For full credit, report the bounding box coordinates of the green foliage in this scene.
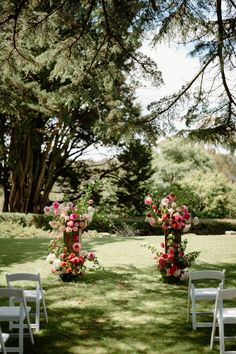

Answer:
[0,1,159,213]
[108,139,154,216]
[152,138,236,219]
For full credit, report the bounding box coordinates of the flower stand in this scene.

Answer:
[144,192,200,284]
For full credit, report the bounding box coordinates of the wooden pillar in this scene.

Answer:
[63,228,83,253]
[164,229,182,253]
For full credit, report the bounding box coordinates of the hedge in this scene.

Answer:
[0,212,235,236]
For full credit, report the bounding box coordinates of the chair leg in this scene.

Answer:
[191,297,197,330]
[187,295,190,322]
[25,310,34,345]
[36,300,40,332]
[42,299,48,323]
[219,318,225,354]
[19,318,24,354]
[210,316,217,349]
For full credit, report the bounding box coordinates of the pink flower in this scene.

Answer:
[160,242,165,248]
[54,208,60,216]
[183,212,191,220]
[149,217,156,226]
[88,252,96,261]
[144,196,153,205]
[43,206,51,215]
[167,193,176,202]
[67,220,74,227]
[72,242,81,252]
[69,213,78,221]
[52,200,60,209]
[181,205,188,213]
[161,197,169,207]
[169,247,175,255]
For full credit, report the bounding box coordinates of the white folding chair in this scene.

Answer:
[5,272,48,332]
[210,288,236,354]
[187,269,225,330]
[0,324,9,354]
[0,288,34,354]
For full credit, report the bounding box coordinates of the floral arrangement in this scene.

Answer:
[44,199,95,234]
[144,192,199,235]
[144,192,200,283]
[44,194,102,282]
[46,237,101,282]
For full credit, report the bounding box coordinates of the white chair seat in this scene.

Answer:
[218,308,236,322]
[0,306,31,320]
[24,289,43,300]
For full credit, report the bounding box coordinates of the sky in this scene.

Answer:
[135,42,200,113]
[82,43,200,160]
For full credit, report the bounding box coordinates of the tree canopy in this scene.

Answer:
[0,0,235,213]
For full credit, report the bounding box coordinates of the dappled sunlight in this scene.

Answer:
[0,234,235,353]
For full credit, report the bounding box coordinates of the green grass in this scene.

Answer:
[0,229,236,354]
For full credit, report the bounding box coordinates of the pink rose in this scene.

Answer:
[144,196,153,205]
[88,252,96,261]
[72,242,81,252]
[69,213,78,221]
[52,200,60,209]
[67,220,74,227]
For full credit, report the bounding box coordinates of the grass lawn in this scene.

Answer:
[0,229,236,354]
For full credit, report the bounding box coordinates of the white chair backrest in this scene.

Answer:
[189,270,225,282]
[217,288,236,301]
[0,287,25,300]
[5,272,41,286]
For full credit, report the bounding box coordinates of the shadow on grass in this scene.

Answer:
[0,236,236,353]
[0,238,49,268]
[19,262,236,354]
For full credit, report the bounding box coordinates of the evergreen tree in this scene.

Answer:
[109,140,154,216]
[0,1,159,212]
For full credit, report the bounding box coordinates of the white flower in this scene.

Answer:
[193,216,199,225]
[52,259,61,270]
[46,253,56,263]
[168,208,174,215]
[183,224,191,233]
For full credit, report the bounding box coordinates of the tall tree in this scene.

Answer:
[145,0,236,147]
[109,139,154,216]
[0,1,159,213]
